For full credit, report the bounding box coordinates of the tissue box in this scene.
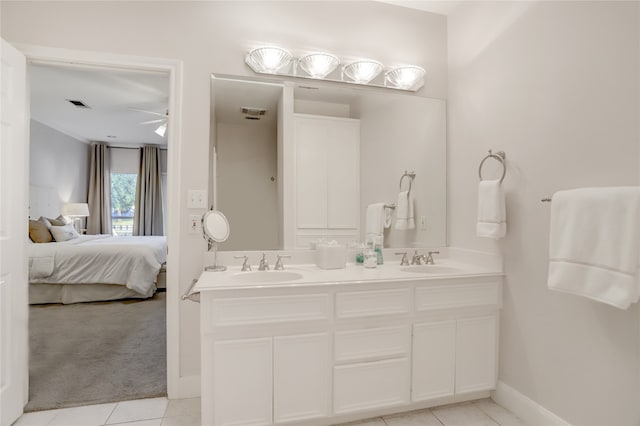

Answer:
[315,242,347,269]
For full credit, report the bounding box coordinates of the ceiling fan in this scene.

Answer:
[129,107,168,137]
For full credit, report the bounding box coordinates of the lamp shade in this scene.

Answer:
[62,203,90,217]
[246,47,292,74]
[343,60,383,84]
[385,66,426,90]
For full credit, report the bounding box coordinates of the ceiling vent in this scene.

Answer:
[66,99,91,109]
[240,107,267,120]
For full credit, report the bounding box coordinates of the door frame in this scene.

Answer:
[15,43,184,398]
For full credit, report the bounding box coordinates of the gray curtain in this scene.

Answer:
[134,145,164,236]
[87,143,112,234]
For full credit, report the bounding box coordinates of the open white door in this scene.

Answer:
[0,38,29,425]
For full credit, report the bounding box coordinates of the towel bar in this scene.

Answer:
[478,150,506,183]
[181,278,200,303]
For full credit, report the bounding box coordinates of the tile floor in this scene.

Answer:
[14,397,525,426]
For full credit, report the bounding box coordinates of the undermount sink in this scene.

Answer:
[227,270,304,284]
[401,265,462,274]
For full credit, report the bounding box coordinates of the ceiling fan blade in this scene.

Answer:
[128,107,168,117]
[140,118,166,125]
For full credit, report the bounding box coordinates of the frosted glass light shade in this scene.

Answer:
[342,60,383,84]
[385,66,426,90]
[62,203,90,217]
[298,53,340,78]
[246,47,293,74]
[155,122,167,137]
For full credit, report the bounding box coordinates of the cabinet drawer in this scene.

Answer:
[336,288,411,319]
[415,283,499,311]
[333,358,410,415]
[211,294,329,326]
[334,325,410,363]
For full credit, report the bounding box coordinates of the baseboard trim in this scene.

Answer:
[492,381,571,426]
[168,375,200,400]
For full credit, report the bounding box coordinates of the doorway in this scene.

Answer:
[18,45,182,414]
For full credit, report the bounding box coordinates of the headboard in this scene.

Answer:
[29,185,60,219]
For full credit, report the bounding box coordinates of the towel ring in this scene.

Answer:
[478,150,506,183]
[399,171,416,194]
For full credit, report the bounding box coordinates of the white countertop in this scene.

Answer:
[194,258,503,292]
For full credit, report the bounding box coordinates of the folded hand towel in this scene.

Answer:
[477,180,506,239]
[395,191,415,230]
[547,187,640,309]
[384,207,392,229]
[366,203,386,238]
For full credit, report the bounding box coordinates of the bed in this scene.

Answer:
[28,234,167,304]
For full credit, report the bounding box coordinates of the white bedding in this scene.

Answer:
[28,235,167,297]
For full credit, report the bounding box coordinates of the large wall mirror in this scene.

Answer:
[210,74,446,251]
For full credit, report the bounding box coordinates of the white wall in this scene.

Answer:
[29,119,89,210]
[448,2,640,425]
[1,1,448,387]
[217,122,278,250]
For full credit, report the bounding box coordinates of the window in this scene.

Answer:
[111,173,137,236]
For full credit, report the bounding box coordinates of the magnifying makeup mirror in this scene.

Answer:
[202,209,230,272]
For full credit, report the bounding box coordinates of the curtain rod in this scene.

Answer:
[107,146,168,151]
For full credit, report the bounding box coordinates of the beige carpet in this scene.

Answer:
[26,292,167,412]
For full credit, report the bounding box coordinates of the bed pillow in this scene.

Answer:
[49,224,80,242]
[39,215,69,229]
[29,219,53,243]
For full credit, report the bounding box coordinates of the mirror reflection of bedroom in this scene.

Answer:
[26,63,169,411]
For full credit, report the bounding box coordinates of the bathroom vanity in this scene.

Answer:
[194,256,502,426]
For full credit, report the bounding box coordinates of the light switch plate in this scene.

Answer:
[187,190,207,209]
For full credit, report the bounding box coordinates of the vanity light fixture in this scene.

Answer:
[246,46,293,74]
[342,60,384,84]
[298,52,340,78]
[385,66,426,90]
[244,45,426,91]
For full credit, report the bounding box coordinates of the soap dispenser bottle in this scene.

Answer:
[374,236,384,265]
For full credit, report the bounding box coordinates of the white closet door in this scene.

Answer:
[274,333,330,423]
[295,117,327,229]
[455,316,497,394]
[412,321,456,401]
[213,338,273,426]
[326,119,359,229]
[0,38,28,426]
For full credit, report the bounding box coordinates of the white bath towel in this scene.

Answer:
[395,191,415,230]
[366,203,386,240]
[547,187,640,309]
[477,180,506,239]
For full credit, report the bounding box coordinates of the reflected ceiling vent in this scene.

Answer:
[66,99,91,109]
[241,106,267,120]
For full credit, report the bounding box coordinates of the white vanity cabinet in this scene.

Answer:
[199,274,502,426]
[293,114,360,247]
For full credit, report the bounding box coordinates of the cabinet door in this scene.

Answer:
[274,333,330,423]
[213,338,273,426]
[295,117,328,229]
[455,316,497,394]
[326,120,359,229]
[412,321,456,401]
[334,358,410,415]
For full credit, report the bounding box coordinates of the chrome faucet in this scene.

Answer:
[425,251,440,265]
[395,252,409,266]
[274,254,291,270]
[411,250,426,265]
[234,255,251,271]
[258,253,270,271]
